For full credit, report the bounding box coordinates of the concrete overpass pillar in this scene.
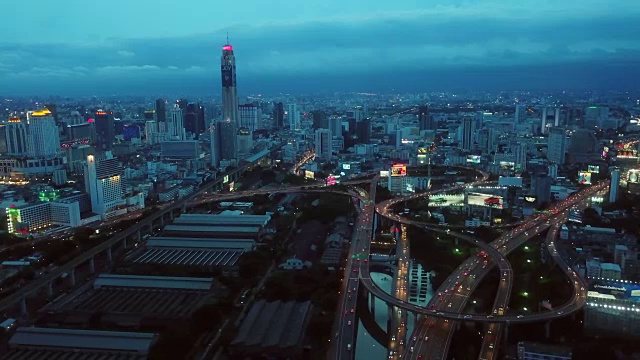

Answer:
[370,291,376,316]
[504,322,509,346]
[387,304,394,336]
[70,267,76,287]
[20,297,27,316]
[136,229,141,242]
[545,321,551,338]
[159,216,164,227]
[47,282,53,298]
[107,246,113,263]
[89,256,95,273]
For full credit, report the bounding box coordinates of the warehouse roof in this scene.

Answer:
[146,237,255,251]
[9,327,157,353]
[174,214,271,227]
[131,248,243,268]
[93,274,213,290]
[163,225,261,233]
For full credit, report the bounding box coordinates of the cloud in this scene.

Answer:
[0,5,639,94]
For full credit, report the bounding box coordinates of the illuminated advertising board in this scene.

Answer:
[467,192,504,209]
[418,147,429,154]
[617,150,638,159]
[628,169,640,184]
[223,175,230,184]
[588,165,600,173]
[417,154,427,164]
[588,280,640,303]
[391,164,407,177]
[578,171,592,185]
[326,176,337,186]
[229,181,236,192]
[500,161,515,170]
[342,163,351,170]
[524,195,537,203]
[466,155,481,164]
[498,177,523,187]
[380,170,390,177]
[305,170,315,179]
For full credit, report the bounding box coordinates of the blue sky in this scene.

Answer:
[1,0,639,95]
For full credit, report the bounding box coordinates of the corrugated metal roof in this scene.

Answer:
[3,348,147,360]
[132,248,243,267]
[163,225,261,233]
[146,237,255,251]
[94,274,213,290]
[175,214,270,226]
[9,327,156,353]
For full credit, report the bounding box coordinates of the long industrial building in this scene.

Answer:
[4,327,157,360]
[39,274,222,329]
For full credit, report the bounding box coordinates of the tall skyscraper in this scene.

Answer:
[461,117,474,151]
[168,105,185,140]
[288,103,300,130]
[329,117,343,138]
[273,102,284,128]
[209,120,221,168]
[314,129,332,161]
[610,168,620,203]
[5,117,29,156]
[355,119,371,144]
[94,110,115,152]
[27,109,60,158]
[84,155,124,219]
[184,103,203,136]
[218,119,237,162]
[541,107,560,133]
[418,105,434,131]
[547,127,567,165]
[154,99,167,123]
[312,110,328,130]
[221,41,238,160]
[584,106,610,129]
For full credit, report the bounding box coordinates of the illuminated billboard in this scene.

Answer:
[380,170,390,177]
[588,280,640,303]
[499,176,523,187]
[342,163,351,170]
[628,169,640,184]
[617,150,638,159]
[500,161,515,170]
[467,192,504,209]
[223,175,230,184]
[417,154,427,165]
[578,171,592,185]
[466,155,481,164]
[391,164,407,177]
[326,174,341,186]
[305,170,315,179]
[524,195,537,203]
[588,165,600,173]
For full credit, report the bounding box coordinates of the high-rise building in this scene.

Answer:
[184,103,204,136]
[209,119,221,168]
[355,119,371,144]
[273,102,284,128]
[145,121,157,145]
[239,103,261,132]
[27,109,60,158]
[221,42,238,160]
[94,110,114,152]
[312,110,328,130]
[568,129,598,163]
[237,127,253,158]
[168,105,185,140]
[84,155,124,219]
[314,129,332,161]
[541,107,560,133]
[329,117,343,138]
[154,99,167,123]
[461,117,474,151]
[5,117,29,156]
[515,104,528,123]
[547,127,567,165]
[418,105,434,131]
[288,103,300,131]
[584,106,609,129]
[610,168,620,203]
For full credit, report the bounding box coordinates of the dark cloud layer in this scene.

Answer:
[0,10,639,95]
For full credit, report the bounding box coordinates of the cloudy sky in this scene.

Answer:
[1,0,639,95]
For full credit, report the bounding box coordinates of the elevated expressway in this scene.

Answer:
[405,182,608,360]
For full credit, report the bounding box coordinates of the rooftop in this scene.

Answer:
[9,327,157,353]
[146,237,255,251]
[518,341,572,357]
[600,263,621,272]
[130,248,243,268]
[174,214,271,227]
[93,274,213,290]
[163,225,261,234]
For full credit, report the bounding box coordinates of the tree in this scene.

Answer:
[260,169,277,184]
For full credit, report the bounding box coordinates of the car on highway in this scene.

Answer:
[347,321,352,326]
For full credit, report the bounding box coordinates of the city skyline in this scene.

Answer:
[1,0,640,95]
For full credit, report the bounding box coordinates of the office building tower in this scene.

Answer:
[209,120,221,168]
[145,121,157,145]
[94,110,114,152]
[184,103,204,136]
[168,105,185,140]
[66,123,95,146]
[568,129,598,163]
[541,107,560,133]
[314,129,332,161]
[512,143,527,171]
[610,168,620,203]
[221,41,238,160]
[288,103,300,131]
[68,111,84,126]
[273,102,284,128]
[347,108,364,122]
[533,174,552,206]
[239,103,261,132]
[355,119,371,144]
[154,99,167,123]
[312,110,328,130]
[160,140,199,160]
[0,124,6,154]
[461,117,474,151]
[27,109,60,158]
[218,119,237,162]
[547,127,567,165]
[329,117,343,138]
[584,106,609,128]
[84,155,124,219]
[418,105,434,131]
[43,103,58,122]
[237,127,253,158]
[515,104,527,123]
[5,117,29,156]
